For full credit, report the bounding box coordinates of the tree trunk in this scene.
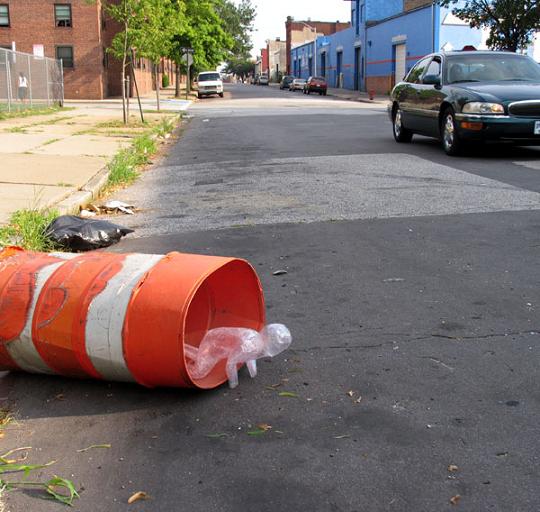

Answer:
[155,61,161,112]
[121,21,128,125]
[175,61,180,98]
[130,50,145,124]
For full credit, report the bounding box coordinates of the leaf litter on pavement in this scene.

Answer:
[76,444,111,453]
[0,409,79,506]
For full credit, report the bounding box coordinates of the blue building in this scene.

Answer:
[289,1,500,94]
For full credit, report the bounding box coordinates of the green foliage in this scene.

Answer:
[45,476,80,506]
[0,105,70,121]
[107,116,177,188]
[0,447,79,506]
[437,0,540,52]
[162,74,170,88]
[215,0,256,59]
[0,208,59,251]
[225,57,255,77]
[169,0,233,73]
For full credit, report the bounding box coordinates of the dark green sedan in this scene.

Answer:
[389,51,540,155]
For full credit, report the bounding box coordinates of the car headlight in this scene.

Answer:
[462,102,505,114]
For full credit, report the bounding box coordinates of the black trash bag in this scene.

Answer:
[45,215,134,252]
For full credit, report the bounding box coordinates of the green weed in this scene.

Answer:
[42,138,60,146]
[0,209,58,251]
[0,106,74,122]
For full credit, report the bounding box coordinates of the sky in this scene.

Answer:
[242,0,352,56]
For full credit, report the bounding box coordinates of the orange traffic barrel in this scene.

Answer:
[0,247,265,389]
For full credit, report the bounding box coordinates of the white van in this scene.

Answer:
[196,71,224,99]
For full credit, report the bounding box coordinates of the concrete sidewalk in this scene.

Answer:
[0,89,189,225]
[326,87,389,107]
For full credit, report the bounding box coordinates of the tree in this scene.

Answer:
[169,0,233,96]
[438,0,540,52]
[216,0,256,62]
[133,0,183,111]
[105,0,147,123]
[224,57,255,79]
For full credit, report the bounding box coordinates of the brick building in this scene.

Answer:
[266,37,287,82]
[0,0,175,100]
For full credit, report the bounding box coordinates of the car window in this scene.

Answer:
[198,73,221,82]
[446,53,540,83]
[424,59,441,79]
[406,58,431,84]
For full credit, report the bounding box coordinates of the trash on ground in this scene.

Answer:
[450,495,461,505]
[185,324,292,389]
[448,464,459,472]
[273,270,288,276]
[383,278,405,283]
[278,391,298,398]
[45,215,134,251]
[103,200,136,215]
[128,491,150,504]
[81,201,137,216]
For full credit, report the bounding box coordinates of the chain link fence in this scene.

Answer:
[0,47,64,114]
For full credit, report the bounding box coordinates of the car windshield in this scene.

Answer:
[198,73,221,82]
[312,77,325,82]
[446,54,540,84]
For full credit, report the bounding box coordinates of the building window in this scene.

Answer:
[0,4,9,27]
[360,3,365,23]
[56,46,74,67]
[55,4,72,27]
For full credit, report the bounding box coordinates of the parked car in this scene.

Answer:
[280,75,295,90]
[304,76,328,95]
[290,78,306,92]
[196,71,224,99]
[389,50,540,155]
[259,74,269,86]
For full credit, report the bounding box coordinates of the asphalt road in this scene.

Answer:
[3,84,540,512]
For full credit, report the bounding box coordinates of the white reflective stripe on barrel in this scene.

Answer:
[6,261,67,374]
[85,254,165,382]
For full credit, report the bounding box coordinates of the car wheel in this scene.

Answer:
[219,92,224,98]
[197,93,202,99]
[319,91,323,96]
[392,106,413,143]
[441,108,463,156]
[323,91,327,96]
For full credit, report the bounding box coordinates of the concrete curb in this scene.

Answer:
[55,165,109,215]
[326,91,388,107]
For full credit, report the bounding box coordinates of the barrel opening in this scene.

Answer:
[184,260,265,389]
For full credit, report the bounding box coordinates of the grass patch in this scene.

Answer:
[42,138,60,146]
[0,106,74,122]
[96,119,148,129]
[5,126,27,133]
[0,209,58,252]
[105,115,178,189]
[106,133,156,187]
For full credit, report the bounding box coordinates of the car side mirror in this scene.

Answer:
[423,74,441,87]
